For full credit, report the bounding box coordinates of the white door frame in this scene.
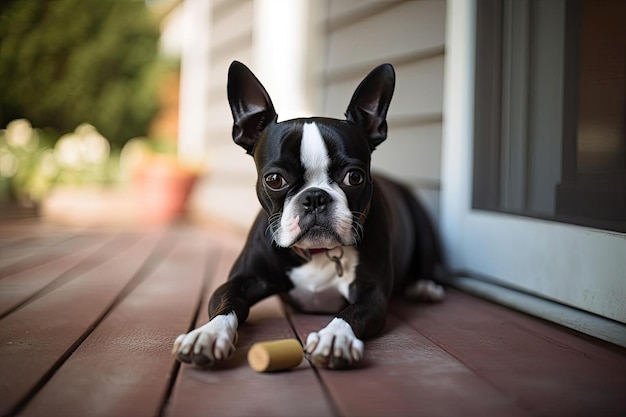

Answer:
[440,0,626,344]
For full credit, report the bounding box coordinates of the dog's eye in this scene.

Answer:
[265,173,287,190]
[342,170,365,186]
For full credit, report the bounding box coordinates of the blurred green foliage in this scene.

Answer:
[1,119,121,206]
[0,0,163,149]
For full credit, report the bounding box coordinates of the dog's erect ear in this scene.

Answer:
[227,61,278,155]
[345,63,395,150]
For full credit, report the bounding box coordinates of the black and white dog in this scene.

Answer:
[172,61,445,369]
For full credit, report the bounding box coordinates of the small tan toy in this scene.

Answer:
[247,339,304,372]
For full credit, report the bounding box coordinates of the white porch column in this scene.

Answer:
[177,0,211,167]
[252,0,323,120]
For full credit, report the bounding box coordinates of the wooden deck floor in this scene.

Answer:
[1,219,625,417]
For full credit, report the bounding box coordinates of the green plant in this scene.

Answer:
[0,119,118,207]
[0,119,56,206]
[0,0,162,148]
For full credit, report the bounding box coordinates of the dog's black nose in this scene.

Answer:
[301,188,330,213]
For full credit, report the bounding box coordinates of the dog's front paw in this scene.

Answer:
[172,313,238,367]
[304,318,364,370]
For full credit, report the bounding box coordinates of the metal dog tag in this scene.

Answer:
[326,248,344,277]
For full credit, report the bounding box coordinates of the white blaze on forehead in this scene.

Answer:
[274,121,354,248]
[301,122,330,184]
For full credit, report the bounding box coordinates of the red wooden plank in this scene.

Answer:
[0,225,67,241]
[0,220,85,238]
[288,311,528,417]
[167,299,335,417]
[0,235,115,316]
[165,237,334,417]
[451,290,626,371]
[0,234,107,278]
[391,290,626,416]
[19,231,216,417]
[0,234,74,270]
[0,235,29,248]
[0,231,162,416]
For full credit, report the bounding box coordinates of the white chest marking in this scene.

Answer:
[287,246,359,313]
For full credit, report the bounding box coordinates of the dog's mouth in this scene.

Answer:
[292,223,345,249]
[270,211,351,249]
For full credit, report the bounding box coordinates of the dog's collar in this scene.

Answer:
[291,246,345,276]
[291,246,333,261]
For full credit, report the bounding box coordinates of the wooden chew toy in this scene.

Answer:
[247,339,304,372]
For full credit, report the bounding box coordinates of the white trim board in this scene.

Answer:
[440,0,626,330]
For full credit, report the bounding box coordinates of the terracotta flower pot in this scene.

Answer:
[132,156,198,224]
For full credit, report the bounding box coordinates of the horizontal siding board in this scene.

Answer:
[206,102,233,135]
[371,124,443,183]
[208,0,253,113]
[326,1,446,74]
[390,113,443,129]
[211,30,252,63]
[208,52,253,109]
[328,0,404,23]
[323,0,446,224]
[201,0,253,229]
[210,0,252,51]
[205,143,257,178]
[392,55,445,117]
[323,54,445,119]
[324,46,445,85]
[189,181,260,229]
[200,0,446,228]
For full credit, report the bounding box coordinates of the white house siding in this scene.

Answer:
[189,0,447,229]
[322,0,447,220]
[187,0,259,230]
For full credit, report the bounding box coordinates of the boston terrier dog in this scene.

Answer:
[172,61,445,369]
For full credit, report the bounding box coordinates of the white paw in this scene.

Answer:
[405,280,445,302]
[304,317,364,369]
[172,313,238,367]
